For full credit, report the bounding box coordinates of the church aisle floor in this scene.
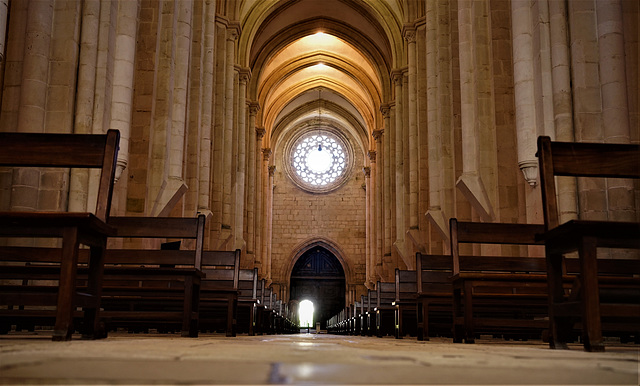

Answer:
[0,332,638,385]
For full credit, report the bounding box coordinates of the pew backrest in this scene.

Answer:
[0,130,119,222]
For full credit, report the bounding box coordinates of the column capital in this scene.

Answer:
[268,165,276,176]
[391,69,404,85]
[380,103,391,117]
[372,129,384,142]
[362,166,371,177]
[402,24,416,43]
[262,147,272,161]
[256,127,266,139]
[368,150,377,163]
[249,102,261,115]
[237,67,252,84]
[227,21,241,40]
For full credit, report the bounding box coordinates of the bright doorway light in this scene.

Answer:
[299,299,314,328]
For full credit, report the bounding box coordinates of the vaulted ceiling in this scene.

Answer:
[237,0,406,158]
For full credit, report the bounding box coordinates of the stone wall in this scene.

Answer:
[270,143,367,299]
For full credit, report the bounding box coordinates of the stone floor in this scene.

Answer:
[0,331,638,385]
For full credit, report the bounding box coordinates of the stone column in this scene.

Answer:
[198,0,217,214]
[222,23,239,233]
[425,0,448,241]
[255,128,266,269]
[404,25,418,229]
[391,70,405,264]
[568,1,606,221]
[596,0,634,222]
[511,0,538,187]
[235,67,250,251]
[211,15,228,243]
[111,0,140,185]
[549,0,577,224]
[69,0,101,212]
[372,129,384,283]
[267,165,276,283]
[455,0,495,222]
[362,165,372,287]
[11,0,53,213]
[380,105,392,263]
[247,103,260,258]
[260,148,272,276]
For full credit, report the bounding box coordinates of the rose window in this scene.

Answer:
[288,131,351,193]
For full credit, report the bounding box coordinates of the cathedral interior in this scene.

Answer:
[0,0,638,383]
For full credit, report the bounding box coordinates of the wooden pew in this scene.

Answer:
[359,294,368,336]
[235,268,259,335]
[394,269,417,339]
[537,136,640,352]
[96,215,206,338]
[365,288,377,336]
[198,249,241,337]
[450,218,551,344]
[415,254,453,341]
[0,130,119,341]
[374,281,395,337]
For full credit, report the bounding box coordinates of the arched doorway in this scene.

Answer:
[289,246,345,330]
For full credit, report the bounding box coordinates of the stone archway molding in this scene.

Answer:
[285,237,352,288]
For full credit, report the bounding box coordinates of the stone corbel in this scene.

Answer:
[425,208,450,244]
[519,159,538,186]
[151,178,188,217]
[406,228,427,255]
[456,172,495,222]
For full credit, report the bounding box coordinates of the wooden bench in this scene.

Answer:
[450,218,551,343]
[0,130,119,341]
[374,281,395,337]
[365,289,377,336]
[537,136,640,351]
[235,268,259,335]
[415,254,453,341]
[394,269,417,339]
[95,215,206,338]
[198,249,241,337]
[358,295,368,336]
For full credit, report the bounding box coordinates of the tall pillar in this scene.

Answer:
[372,129,384,283]
[363,166,371,287]
[148,0,190,217]
[549,0,577,224]
[69,0,101,212]
[380,105,392,263]
[235,67,250,250]
[260,148,272,276]
[391,70,406,266]
[247,103,260,258]
[255,128,266,269]
[211,15,228,244]
[568,1,607,221]
[425,0,448,242]
[511,0,538,187]
[596,0,635,222]
[455,0,496,222]
[403,25,418,229]
[111,0,140,183]
[222,23,239,234]
[198,0,217,214]
[11,0,53,213]
[266,165,276,284]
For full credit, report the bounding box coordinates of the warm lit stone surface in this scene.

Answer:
[1,332,638,385]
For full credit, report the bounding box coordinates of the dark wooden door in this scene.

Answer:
[290,247,345,329]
